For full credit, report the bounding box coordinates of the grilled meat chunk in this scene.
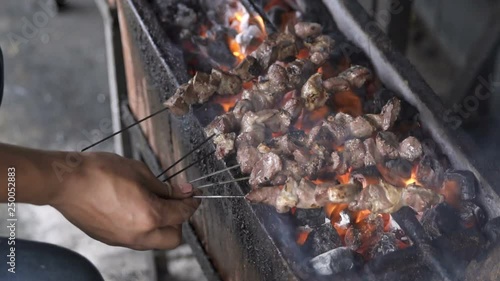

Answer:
[365,97,401,131]
[164,93,189,116]
[246,185,282,208]
[241,110,291,134]
[323,113,353,145]
[237,124,267,147]
[249,152,283,188]
[242,89,276,111]
[344,139,366,169]
[307,35,335,65]
[211,69,242,95]
[375,131,399,159]
[251,38,278,70]
[338,65,372,88]
[316,181,363,205]
[232,99,254,121]
[192,72,218,103]
[363,138,378,166]
[402,184,444,212]
[349,116,375,139]
[256,63,289,97]
[294,22,323,40]
[399,136,423,162]
[259,132,306,155]
[302,73,329,111]
[176,82,197,105]
[275,32,299,61]
[323,77,350,93]
[237,144,261,174]
[287,59,316,88]
[204,112,239,136]
[416,155,445,190]
[231,56,262,82]
[213,132,236,159]
[283,97,304,121]
[330,151,349,174]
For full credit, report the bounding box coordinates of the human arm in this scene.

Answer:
[0,143,200,250]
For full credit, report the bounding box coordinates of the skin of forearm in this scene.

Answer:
[0,143,76,205]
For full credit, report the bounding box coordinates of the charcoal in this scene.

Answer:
[421,202,461,240]
[459,201,487,229]
[444,170,478,201]
[283,98,304,121]
[303,223,342,257]
[294,208,326,228]
[232,99,254,121]
[483,216,500,243]
[433,227,485,262]
[384,158,412,181]
[192,102,224,126]
[416,155,445,190]
[363,138,378,166]
[309,247,363,276]
[371,233,398,259]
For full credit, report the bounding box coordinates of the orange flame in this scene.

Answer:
[404,165,420,186]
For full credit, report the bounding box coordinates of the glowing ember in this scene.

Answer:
[332,91,363,117]
[296,229,311,245]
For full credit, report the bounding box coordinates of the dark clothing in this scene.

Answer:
[0,237,104,281]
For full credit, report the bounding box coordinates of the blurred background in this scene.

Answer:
[0,0,499,280]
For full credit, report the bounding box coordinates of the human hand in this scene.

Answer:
[48,152,200,250]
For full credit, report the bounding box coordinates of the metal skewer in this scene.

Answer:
[82,107,169,152]
[156,134,216,178]
[162,151,216,182]
[189,164,241,183]
[193,195,246,199]
[196,177,250,189]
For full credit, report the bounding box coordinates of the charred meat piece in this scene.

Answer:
[307,35,335,65]
[242,89,276,111]
[365,97,401,131]
[237,144,261,174]
[349,116,375,139]
[294,22,323,40]
[231,56,262,82]
[315,181,363,205]
[301,73,329,111]
[349,181,402,214]
[283,97,304,121]
[287,59,316,89]
[251,38,278,70]
[246,186,282,208]
[331,151,349,174]
[338,65,372,88]
[323,77,350,94]
[213,133,236,159]
[259,132,306,155]
[204,112,239,136]
[281,159,307,181]
[399,136,423,162]
[164,93,189,116]
[344,139,365,169]
[237,124,267,147]
[256,63,289,97]
[307,123,333,148]
[416,155,445,189]
[232,99,254,121]
[241,109,291,134]
[249,152,283,188]
[275,32,299,61]
[192,72,218,103]
[375,131,399,159]
[323,113,353,145]
[175,82,197,105]
[211,69,242,95]
[363,138,378,166]
[402,183,444,212]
